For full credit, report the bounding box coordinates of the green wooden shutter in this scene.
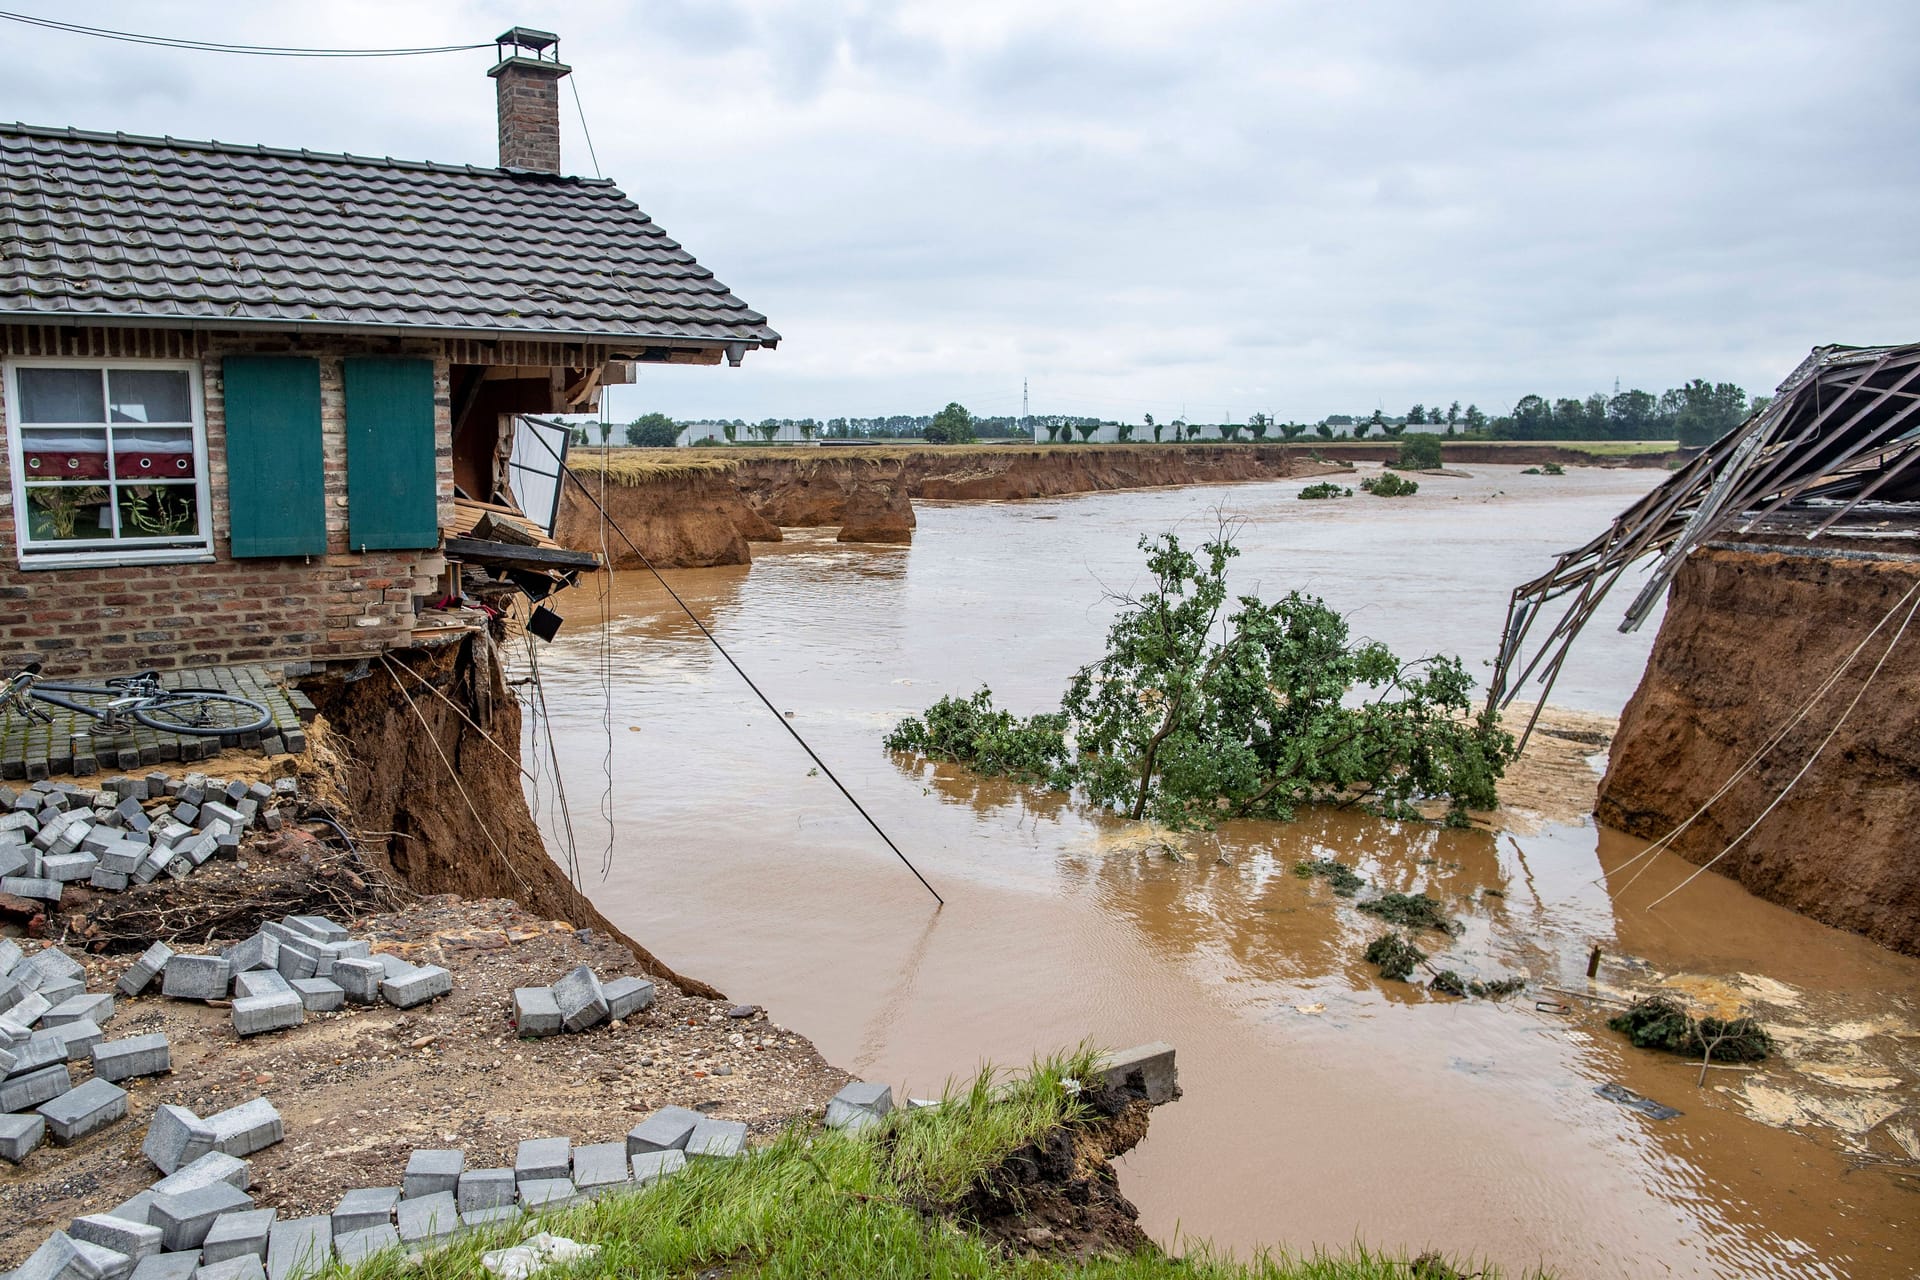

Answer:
[222,356,327,558]
[343,357,439,551]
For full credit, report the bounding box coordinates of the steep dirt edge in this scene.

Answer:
[302,634,724,997]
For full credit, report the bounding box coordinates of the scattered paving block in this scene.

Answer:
[0,1012,30,1042]
[458,1204,520,1231]
[13,1231,133,1280]
[232,971,291,1001]
[200,801,245,830]
[328,958,383,1005]
[221,936,278,976]
[196,1257,266,1280]
[517,1178,579,1210]
[402,1148,464,1199]
[199,1208,276,1264]
[161,956,231,1002]
[571,1141,628,1196]
[602,976,655,1020]
[514,1136,571,1183]
[151,1182,254,1251]
[105,1191,158,1227]
[0,845,29,878]
[38,974,87,1008]
[379,965,450,1009]
[42,851,99,882]
[626,1106,701,1155]
[11,1030,71,1074]
[1094,1042,1179,1104]
[45,992,115,1028]
[331,1224,398,1265]
[511,987,561,1038]
[629,1148,686,1187]
[288,978,342,1013]
[42,1019,107,1062]
[270,943,318,983]
[551,965,609,1032]
[90,868,130,891]
[68,1215,163,1265]
[686,1117,748,1161]
[144,1105,218,1174]
[93,1033,171,1082]
[373,952,412,980]
[394,1192,457,1244]
[0,1062,74,1112]
[231,994,303,1038]
[455,1167,515,1213]
[154,1151,252,1198]
[129,1254,199,1280]
[206,1098,283,1157]
[3,875,65,901]
[330,1187,399,1234]
[824,1081,894,1132]
[282,916,347,945]
[0,1110,46,1161]
[264,1217,332,1280]
[11,990,54,1026]
[38,1076,130,1143]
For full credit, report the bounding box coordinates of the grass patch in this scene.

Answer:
[568,452,739,484]
[321,1049,1533,1280]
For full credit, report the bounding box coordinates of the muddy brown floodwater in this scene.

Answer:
[520,465,1920,1279]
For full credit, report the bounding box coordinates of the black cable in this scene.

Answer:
[523,418,944,906]
[0,11,489,57]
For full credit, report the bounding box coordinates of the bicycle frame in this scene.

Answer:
[1,667,161,732]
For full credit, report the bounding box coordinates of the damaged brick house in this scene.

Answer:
[0,28,777,678]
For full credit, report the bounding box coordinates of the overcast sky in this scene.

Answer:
[9,1,1917,424]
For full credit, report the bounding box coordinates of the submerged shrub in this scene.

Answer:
[1364,932,1425,981]
[883,687,1068,785]
[1360,471,1420,497]
[1296,482,1352,500]
[1608,996,1772,1062]
[1429,969,1469,998]
[1355,892,1461,935]
[1293,857,1365,897]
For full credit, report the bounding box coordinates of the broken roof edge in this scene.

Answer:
[0,308,778,354]
[0,121,617,186]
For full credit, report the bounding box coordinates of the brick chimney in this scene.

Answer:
[488,27,570,174]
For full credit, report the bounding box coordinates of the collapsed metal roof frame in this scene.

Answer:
[1487,340,1920,746]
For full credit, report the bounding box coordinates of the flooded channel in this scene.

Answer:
[523,465,1919,1278]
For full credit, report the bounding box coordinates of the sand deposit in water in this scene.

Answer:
[526,465,1920,1279]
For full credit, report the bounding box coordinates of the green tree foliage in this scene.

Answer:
[1044,423,1066,443]
[753,419,782,443]
[924,402,977,444]
[1446,401,1461,427]
[1361,471,1420,497]
[1315,424,1335,440]
[1116,423,1136,443]
[1247,412,1271,441]
[1297,482,1352,500]
[1463,404,1487,433]
[887,531,1515,828]
[1074,422,1099,442]
[1351,420,1370,439]
[722,423,738,444]
[625,412,680,447]
[1219,422,1245,442]
[1281,422,1307,440]
[1407,404,1427,425]
[1674,379,1749,446]
[1396,433,1443,470]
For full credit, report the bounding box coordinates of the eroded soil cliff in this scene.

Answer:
[1598,542,1920,954]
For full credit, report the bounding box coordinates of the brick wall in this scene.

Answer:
[0,326,456,676]
[492,60,567,174]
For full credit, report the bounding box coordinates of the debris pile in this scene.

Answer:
[1607,996,1773,1063]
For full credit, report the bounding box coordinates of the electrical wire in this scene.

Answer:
[569,75,602,179]
[0,10,489,57]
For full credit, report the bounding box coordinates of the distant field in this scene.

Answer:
[1465,439,1683,456]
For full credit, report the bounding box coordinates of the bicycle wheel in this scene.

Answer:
[133,689,274,737]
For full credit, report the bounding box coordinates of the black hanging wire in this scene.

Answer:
[0,11,490,57]
[523,418,943,906]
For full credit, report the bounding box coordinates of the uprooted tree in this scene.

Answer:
[886,529,1516,827]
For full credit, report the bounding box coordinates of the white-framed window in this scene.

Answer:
[4,358,214,569]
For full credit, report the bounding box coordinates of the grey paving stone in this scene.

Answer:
[143,1105,217,1175]
[93,1033,171,1082]
[457,1204,521,1231]
[511,987,561,1038]
[105,1190,158,1227]
[330,1225,398,1265]
[455,1167,515,1213]
[36,974,86,1008]
[220,936,277,976]
[161,956,231,1002]
[824,1081,894,1131]
[379,964,450,1009]
[393,1191,458,1244]
[1094,1041,1179,1104]
[625,1105,702,1155]
[0,1011,30,1042]
[402,1148,464,1199]
[199,801,244,830]
[129,1253,200,1280]
[686,1117,748,1161]
[0,936,21,976]
[68,1215,163,1265]
[0,844,29,879]
[551,965,608,1033]
[281,916,347,945]
[10,989,53,1027]
[321,939,369,962]
[3,875,65,900]
[263,1218,331,1280]
[0,1110,46,1161]
[571,1141,628,1195]
[44,993,115,1028]
[90,868,131,891]
[38,1076,129,1143]
[0,1062,74,1113]
[118,943,174,998]
[603,976,655,1020]
[514,1136,570,1183]
[328,958,383,1005]
[198,1208,276,1265]
[269,942,317,982]
[153,1151,252,1198]
[372,952,411,980]
[151,1182,254,1251]
[194,1256,265,1280]
[41,1019,106,1062]
[12,1231,132,1280]
[206,1098,283,1157]
[288,979,342,1013]
[231,972,290,1001]
[629,1148,686,1187]
[10,1029,70,1074]
[330,1186,398,1234]
[231,994,302,1038]
[42,851,99,882]
[516,1177,579,1210]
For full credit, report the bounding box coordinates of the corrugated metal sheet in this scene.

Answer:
[0,124,779,350]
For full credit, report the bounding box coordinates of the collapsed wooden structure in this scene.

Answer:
[1488,341,1920,742]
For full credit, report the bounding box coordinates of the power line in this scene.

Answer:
[0,10,489,57]
[568,75,602,179]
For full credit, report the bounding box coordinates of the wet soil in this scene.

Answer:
[0,895,846,1268]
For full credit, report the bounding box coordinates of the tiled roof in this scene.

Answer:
[0,123,778,350]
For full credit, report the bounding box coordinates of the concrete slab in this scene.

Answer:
[143,1105,217,1175]
[571,1141,628,1195]
[455,1167,515,1213]
[281,917,347,945]
[551,965,608,1032]
[378,964,450,1009]
[230,994,302,1038]
[93,1033,171,1082]
[511,987,561,1038]
[686,1117,748,1161]
[602,976,655,1020]
[38,1076,129,1143]
[198,1208,276,1265]
[160,957,231,1002]
[0,1062,74,1113]
[13,1231,133,1280]
[230,972,290,1001]
[329,1186,398,1235]
[287,979,342,1013]
[220,936,278,976]
[402,1148,464,1199]
[0,1110,46,1162]
[328,958,382,1005]
[625,1106,702,1155]
[1094,1042,1179,1104]
[206,1098,283,1157]
[44,993,115,1028]
[151,1182,253,1251]
[263,1218,331,1280]
[394,1191,459,1244]
[68,1216,163,1265]
[514,1136,570,1183]
[629,1148,687,1187]
[153,1152,253,1198]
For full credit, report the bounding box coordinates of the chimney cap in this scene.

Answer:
[495,26,561,58]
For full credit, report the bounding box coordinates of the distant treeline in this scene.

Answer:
[590,378,1760,449]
